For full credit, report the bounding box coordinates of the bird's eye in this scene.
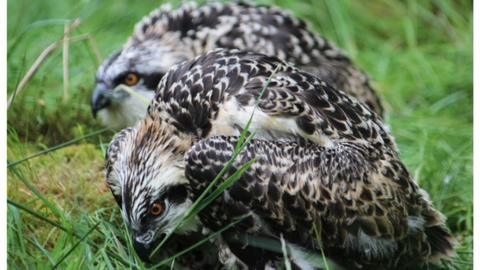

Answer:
[150,202,165,216]
[124,73,140,86]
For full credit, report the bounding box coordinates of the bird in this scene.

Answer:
[92,2,383,129]
[105,49,455,269]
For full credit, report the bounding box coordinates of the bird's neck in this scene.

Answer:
[139,116,195,155]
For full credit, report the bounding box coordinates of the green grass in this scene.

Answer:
[7,0,472,269]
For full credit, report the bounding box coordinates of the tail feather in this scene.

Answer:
[425,225,457,262]
[414,191,456,264]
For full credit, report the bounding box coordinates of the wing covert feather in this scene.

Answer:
[185,136,423,251]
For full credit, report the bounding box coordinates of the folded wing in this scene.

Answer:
[184,136,455,268]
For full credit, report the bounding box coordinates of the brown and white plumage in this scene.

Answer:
[93,2,382,129]
[106,49,454,269]
[186,136,454,269]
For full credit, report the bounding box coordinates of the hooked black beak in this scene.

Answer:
[133,238,154,263]
[91,84,111,118]
[132,232,165,263]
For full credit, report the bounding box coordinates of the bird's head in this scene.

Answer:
[92,39,188,129]
[105,117,198,262]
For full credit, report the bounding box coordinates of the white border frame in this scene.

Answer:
[472,1,478,269]
[1,0,8,269]
[0,1,477,269]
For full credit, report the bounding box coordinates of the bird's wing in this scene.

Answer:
[129,2,382,114]
[209,1,382,115]
[150,49,389,150]
[129,2,344,62]
[184,135,450,265]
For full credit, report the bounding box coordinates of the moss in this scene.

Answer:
[8,143,111,213]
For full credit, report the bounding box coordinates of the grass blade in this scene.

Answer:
[149,214,250,268]
[280,234,292,270]
[313,224,331,270]
[9,167,66,219]
[51,222,100,270]
[234,66,279,152]
[232,234,341,270]
[115,85,151,106]
[198,158,257,211]
[149,133,254,259]
[150,66,279,259]
[7,128,109,168]
[7,199,72,235]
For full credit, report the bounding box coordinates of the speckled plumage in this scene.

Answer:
[106,49,454,269]
[93,2,382,129]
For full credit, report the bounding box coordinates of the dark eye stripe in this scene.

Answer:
[165,185,188,204]
[142,72,165,90]
[137,185,188,226]
[113,72,133,86]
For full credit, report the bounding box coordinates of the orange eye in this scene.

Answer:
[150,202,165,216]
[124,73,139,86]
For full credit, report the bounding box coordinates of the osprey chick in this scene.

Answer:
[106,49,454,269]
[93,2,382,129]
